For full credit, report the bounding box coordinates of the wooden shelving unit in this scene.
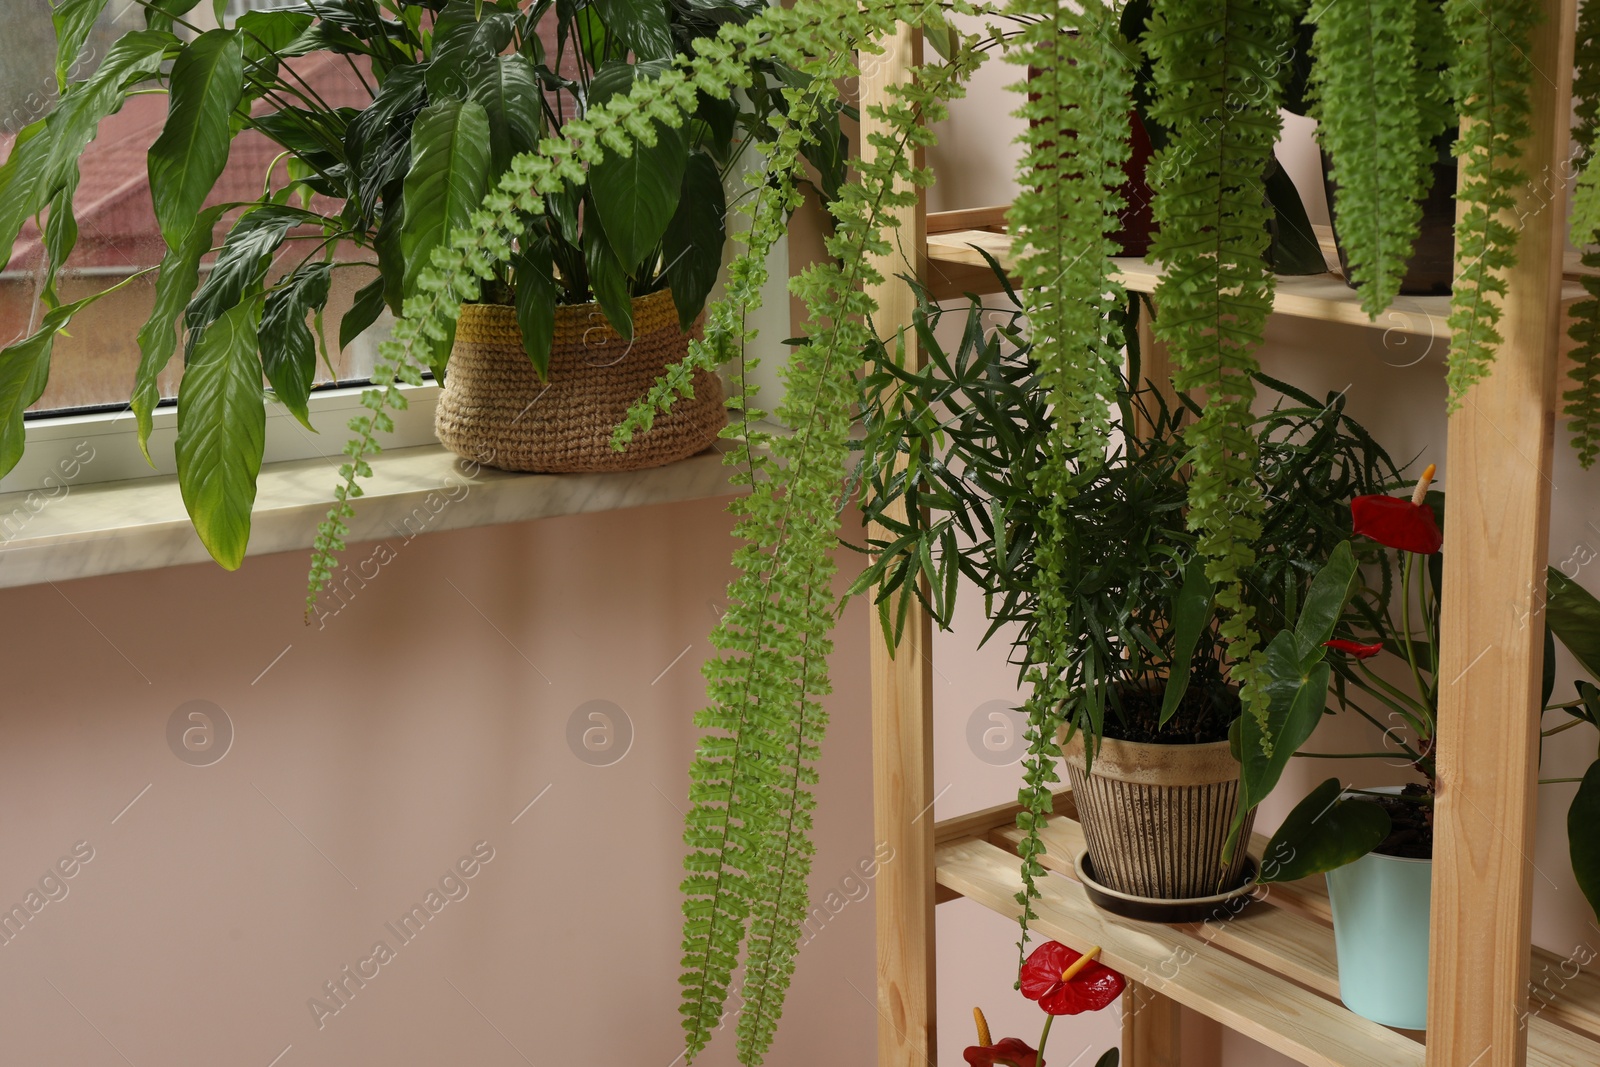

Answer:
[863,2,1592,1066]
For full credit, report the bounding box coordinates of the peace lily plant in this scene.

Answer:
[0,0,823,577]
[1,0,1588,1062]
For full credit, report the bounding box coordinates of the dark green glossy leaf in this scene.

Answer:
[583,210,633,340]
[399,99,493,300]
[186,205,303,337]
[0,299,96,479]
[1095,1051,1120,1067]
[1264,161,1324,276]
[1228,544,1358,860]
[1259,779,1390,884]
[1158,553,1214,725]
[573,4,608,67]
[1294,540,1358,663]
[260,262,333,429]
[41,170,80,307]
[593,0,673,60]
[341,275,389,352]
[176,299,267,570]
[660,153,725,330]
[0,122,54,263]
[547,182,582,246]
[148,29,245,250]
[427,0,516,94]
[1572,760,1600,920]
[399,99,492,370]
[464,53,544,174]
[513,234,559,378]
[237,9,315,57]
[0,31,175,263]
[51,0,111,92]
[134,203,228,463]
[1548,568,1600,682]
[587,62,687,271]
[143,0,203,33]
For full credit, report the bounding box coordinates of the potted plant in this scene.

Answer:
[1253,472,1600,1030]
[0,0,827,568]
[852,282,1399,915]
[262,0,1559,1058]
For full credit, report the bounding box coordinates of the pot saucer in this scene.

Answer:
[1074,851,1261,925]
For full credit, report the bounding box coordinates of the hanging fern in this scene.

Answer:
[305,2,985,1063]
[1441,0,1540,406]
[1002,0,1134,966]
[1143,0,1297,745]
[1307,0,1452,316]
[1567,1,1600,467]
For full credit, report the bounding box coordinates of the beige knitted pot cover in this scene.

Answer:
[434,289,725,473]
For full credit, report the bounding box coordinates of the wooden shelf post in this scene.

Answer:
[863,22,936,1067]
[1427,1,1578,1064]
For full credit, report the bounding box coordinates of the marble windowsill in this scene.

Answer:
[0,443,741,590]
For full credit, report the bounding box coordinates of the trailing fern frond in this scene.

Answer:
[1144,0,1297,746]
[1003,0,1134,965]
[1308,0,1451,316]
[1441,0,1539,407]
[1567,0,1600,467]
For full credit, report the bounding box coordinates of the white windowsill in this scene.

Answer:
[0,442,740,590]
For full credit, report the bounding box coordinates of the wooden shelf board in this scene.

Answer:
[937,814,1600,1065]
[990,816,1600,1048]
[925,229,1587,337]
[938,836,1425,1067]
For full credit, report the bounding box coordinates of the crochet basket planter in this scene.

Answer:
[434,289,725,473]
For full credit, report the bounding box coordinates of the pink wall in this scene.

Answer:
[0,497,881,1066]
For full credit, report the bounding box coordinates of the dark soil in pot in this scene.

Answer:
[1102,681,1239,745]
[1373,783,1434,859]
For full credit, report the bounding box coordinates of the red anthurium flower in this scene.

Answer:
[1019,941,1126,1015]
[963,1037,1040,1067]
[1351,463,1442,555]
[1324,639,1384,659]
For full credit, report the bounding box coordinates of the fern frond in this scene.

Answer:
[1144,0,1295,745]
[1566,0,1600,467]
[1308,0,1450,316]
[1441,0,1539,407]
[1002,0,1134,967]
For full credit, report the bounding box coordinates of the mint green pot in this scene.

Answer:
[1326,847,1433,1030]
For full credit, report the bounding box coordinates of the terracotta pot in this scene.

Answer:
[1321,132,1458,297]
[434,288,724,474]
[1060,730,1253,901]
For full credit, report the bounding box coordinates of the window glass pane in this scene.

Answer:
[1,1,390,420]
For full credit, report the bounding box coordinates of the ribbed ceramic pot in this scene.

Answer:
[1060,731,1254,901]
[1326,787,1432,1031]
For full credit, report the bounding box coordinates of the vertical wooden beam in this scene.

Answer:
[1426,2,1577,1064]
[1122,982,1182,1067]
[864,23,935,1067]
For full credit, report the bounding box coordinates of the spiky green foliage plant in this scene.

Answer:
[1567,1,1600,467]
[1141,0,1298,744]
[1001,0,1135,962]
[1306,0,1453,317]
[1441,0,1540,405]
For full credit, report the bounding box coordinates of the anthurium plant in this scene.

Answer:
[965,941,1124,1067]
[1256,470,1600,919]
[0,0,834,568]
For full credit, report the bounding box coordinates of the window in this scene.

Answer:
[0,3,435,495]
